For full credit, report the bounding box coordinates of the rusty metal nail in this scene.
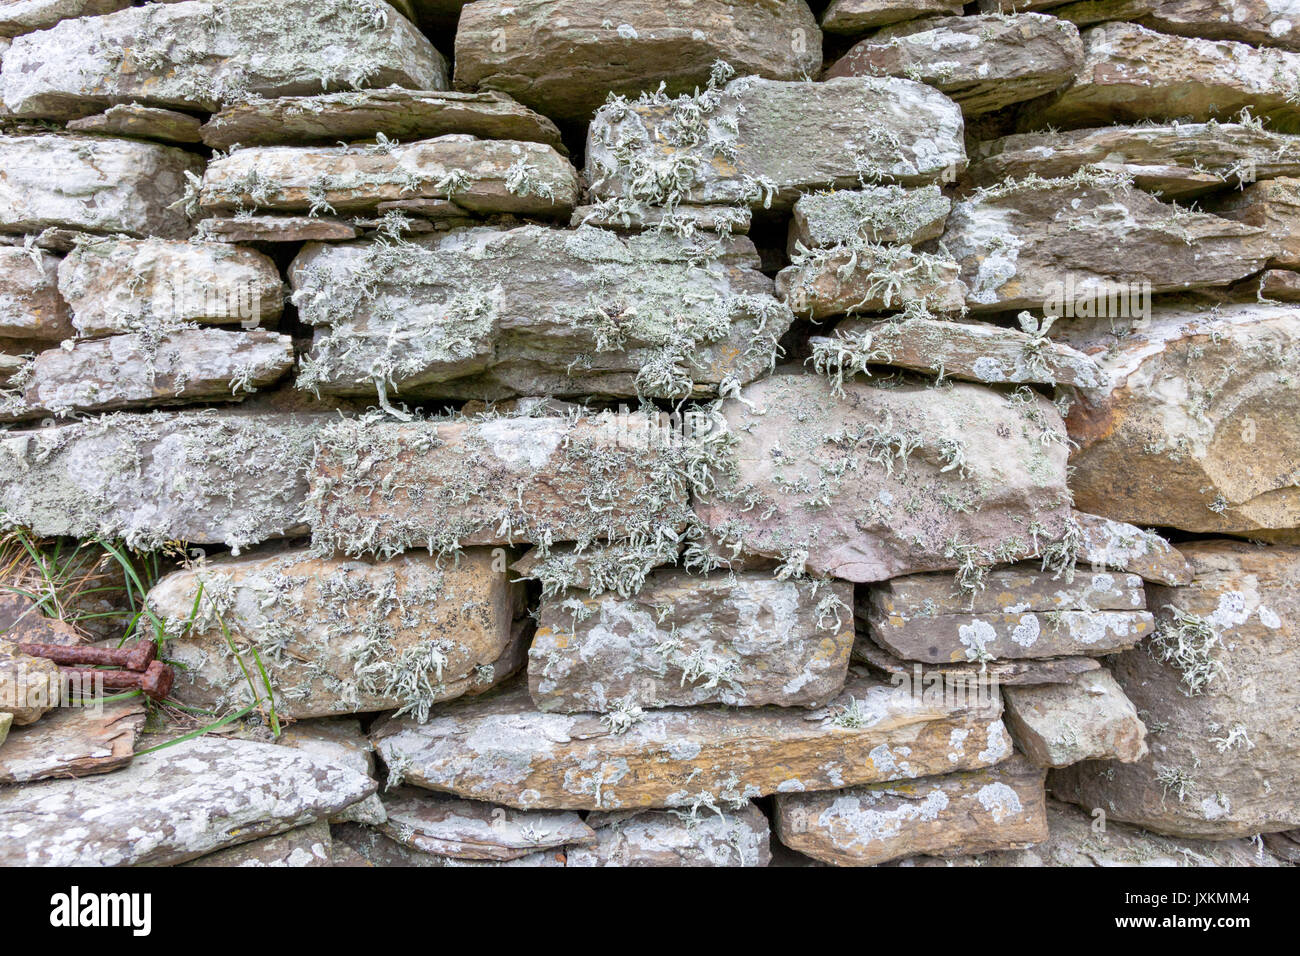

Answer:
[60,660,175,702]
[18,639,156,672]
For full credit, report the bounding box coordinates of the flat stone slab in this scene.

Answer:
[826,14,1083,116]
[1060,301,1300,534]
[0,245,72,342]
[943,174,1277,311]
[572,203,752,236]
[852,636,1102,685]
[586,76,967,211]
[777,245,966,320]
[290,226,791,402]
[0,0,447,120]
[379,788,595,861]
[530,572,855,712]
[820,0,965,32]
[0,133,201,239]
[201,88,563,152]
[196,216,361,243]
[571,804,771,867]
[371,671,1012,811]
[0,736,376,865]
[10,328,294,420]
[66,104,203,144]
[774,754,1048,866]
[149,547,524,721]
[871,563,1147,617]
[1209,176,1300,268]
[1025,22,1300,131]
[201,137,579,218]
[1256,268,1300,301]
[1045,0,1300,52]
[0,408,325,552]
[1053,541,1300,838]
[277,718,384,825]
[788,185,950,253]
[0,0,131,37]
[454,0,822,125]
[58,238,283,337]
[1072,512,1194,586]
[333,821,565,867]
[182,820,333,867]
[810,317,1104,387]
[1003,668,1148,768]
[0,698,145,784]
[968,123,1300,199]
[694,373,1073,583]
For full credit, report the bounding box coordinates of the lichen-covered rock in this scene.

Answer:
[1025,22,1300,131]
[1059,301,1300,535]
[694,373,1074,583]
[289,226,792,402]
[871,562,1148,617]
[454,0,822,124]
[1052,541,1300,838]
[0,133,202,238]
[826,14,1083,115]
[182,820,334,867]
[277,718,384,825]
[66,104,203,144]
[0,736,376,865]
[1003,669,1149,768]
[197,216,361,244]
[572,203,752,236]
[333,820,566,867]
[0,697,144,784]
[570,804,771,866]
[10,328,294,420]
[149,547,524,721]
[201,137,578,218]
[820,0,965,32]
[0,245,72,342]
[1045,0,1300,51]
[586,76,967,212]
[853,636,1103,685]
[0,712,9,748]
[0,0,447,120]
[0,408,325,551]
[58,238,282,337]
[809,317,1103,388]
[788,185,950,253]
[200,89,564,152]
[306,407,693,558]
[943,173,1277,311]
[379,788,595,861]
[774,755,1048,866]
[0,0,129,38]
[529,572,854,712]
[776,245,966,320]
[1071,512,1194,586]
[1209,176,1300,269]
[0,638,59,725]
[372,670,1013,810]
[968,123,1300,199]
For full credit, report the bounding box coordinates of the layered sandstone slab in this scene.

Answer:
[289,226,792,401]
[1039,0,1300,51]
[0,409,325,551]
[1070,512,1194,586]
[0,246,72,342]
[776,246,966,319]
[197,216,361,244]
[774,755,1048,866]
[1053,542,1300,838]
[853,637,1103,686]
[0,0,447,120]
[826,14,1083,115]
[1003,669,1149,767]
[1209,176,1300,268]
[277,718,385,825]
[181,820,334,868]
[586,76,967,211]
[1060,302,1300,534]
[0,698,144,784]
[820,0,965,33]
[570,804,772,867]
[871,563,1147,617]
[371,671,1012,810]
[454,0,822,124]
[66,104,203,144]
[0,133,202,238]
[788,185,950,252]
[694,373,1073,583]
[530,572,854,712]
[150,547,524,721]
[0,0,130,37]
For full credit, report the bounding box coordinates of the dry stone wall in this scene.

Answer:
[0,0,1297,868]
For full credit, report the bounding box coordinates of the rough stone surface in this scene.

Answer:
[0,736,376,865]
[0,133,202,239]
[0,698,145,784]
[58,238,282,337]
[569,804,771,866]
[11,328,294,420]
[201,137,579,218]
[826,14,1083,115]
[1256,268,1300,301]
[1047,0,1300,51]
[853,637,1103,685]
[150,547,524,720]
[1052,541,1300,839]
[197,216,361,243]
[66,104,203,144]
[777,246,966,320]
[572,203,752,236]
[694,373,1073,583]
[870,562,1148,617]
[0,639,59,725]
[788,185,950,252]
[379,788,595,860]
[289,226,791,402]
[277,718,384,825]
[774,755,1048,866]
[0,0,448,120]
[371,670,1013,810]
[0,245,72,342]
[454,0,822,124]
[0,0,130,37]
[1209,176,1300,268]
[943,175,1278,311]
[1026,22,1300,131]
[1003,669,1149,768]
[0,408,325,552]
[1060,301,1300,535]
[182,820,333,867]
[333,820,566,867]
[0,711,9,748]
[530,572,855,712]
[821,0,965,33]
[968,123,1300,199]
[586,76,967,211]
[1072,512,1194,586]
[200,88,564,152]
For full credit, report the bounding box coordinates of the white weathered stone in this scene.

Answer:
[0,0,129,38]
[277,718,384,825]
[0,245,72,342]
[0,698,144,784]
[788,185,950,253]
[777,245,966,320]
[570,804,771,866]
